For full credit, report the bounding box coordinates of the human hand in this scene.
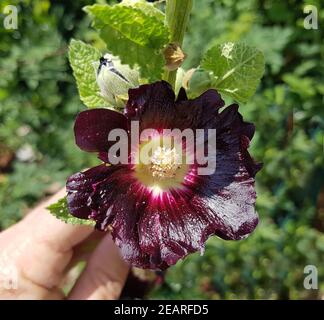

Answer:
[0,188,129,300]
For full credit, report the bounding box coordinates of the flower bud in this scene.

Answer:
[95,54,139,109]
[163,42,186,71]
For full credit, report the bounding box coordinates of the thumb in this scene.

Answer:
[68,234,129,300]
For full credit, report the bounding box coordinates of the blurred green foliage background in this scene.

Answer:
[0,0,323,299]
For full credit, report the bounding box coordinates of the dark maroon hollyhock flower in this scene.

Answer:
[66,81,262,270]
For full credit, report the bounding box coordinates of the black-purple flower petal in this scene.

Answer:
[74,108,128,153]
[66,81,262,270]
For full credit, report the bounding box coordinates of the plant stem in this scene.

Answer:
[163,0,193,88]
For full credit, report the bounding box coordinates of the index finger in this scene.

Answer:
[0,188,93,299]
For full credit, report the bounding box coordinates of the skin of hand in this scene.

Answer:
[0,188,129,300]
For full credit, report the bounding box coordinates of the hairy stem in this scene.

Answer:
[163,0,193,88]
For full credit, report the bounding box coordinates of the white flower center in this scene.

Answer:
[149,146,181,179]
[133,139,189,192]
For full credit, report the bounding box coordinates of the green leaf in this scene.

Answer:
[68,39,108,108]
[185,67,214,98]
[120,0,165,22]
[84,4,170,81]
[201,42,265,103]
[282,73,316,98]
[47,196,95,226]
